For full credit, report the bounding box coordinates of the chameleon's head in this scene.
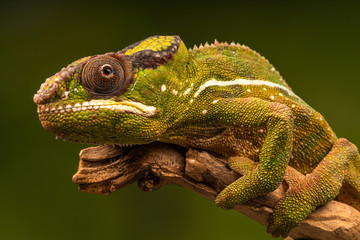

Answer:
[34,35,189,145]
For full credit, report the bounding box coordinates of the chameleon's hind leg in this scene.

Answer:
[267,138,359,238]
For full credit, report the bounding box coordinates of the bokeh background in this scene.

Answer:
[1,1,360,239]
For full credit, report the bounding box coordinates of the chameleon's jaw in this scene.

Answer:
[36,99,158,144]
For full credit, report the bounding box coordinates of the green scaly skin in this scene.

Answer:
[34,35,360,238]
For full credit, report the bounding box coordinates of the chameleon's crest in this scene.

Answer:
[189,39,289,89]
[121,35,181,69]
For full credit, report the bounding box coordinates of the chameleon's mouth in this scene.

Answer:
[36,99,159,144]
[37,99,158,117]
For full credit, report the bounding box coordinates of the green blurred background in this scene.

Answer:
[1,1,360,239]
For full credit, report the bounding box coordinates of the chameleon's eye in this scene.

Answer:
[82,56,126,97]
[102,65,113,75]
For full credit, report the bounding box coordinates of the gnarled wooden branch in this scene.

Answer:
[72,143,360,240]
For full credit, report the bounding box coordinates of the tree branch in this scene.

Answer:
[72,143,360,240]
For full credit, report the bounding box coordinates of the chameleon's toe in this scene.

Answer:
[215,173,264,209]
[266,169,310,237]
[267,218,290,238]
[215,157,260,209]
[267,196,312,238]
[215,185,237,209]
[216,160,284,210]
[267,209,297,238]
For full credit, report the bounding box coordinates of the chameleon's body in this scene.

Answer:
[34,36,360,237]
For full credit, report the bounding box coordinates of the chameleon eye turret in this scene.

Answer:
[82,54,132,97]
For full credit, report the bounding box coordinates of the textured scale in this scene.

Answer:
[34,35,360,238]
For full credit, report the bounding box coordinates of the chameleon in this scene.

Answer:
[34,35,360,237]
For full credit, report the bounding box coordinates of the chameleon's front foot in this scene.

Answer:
[215,156,283,209]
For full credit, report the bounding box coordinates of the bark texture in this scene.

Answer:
[72,143,360,240]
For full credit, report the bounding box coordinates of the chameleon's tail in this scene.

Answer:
[336,140,360,210]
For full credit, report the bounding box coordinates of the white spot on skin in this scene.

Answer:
[183,88,192,96]
[190,99,194,103]
[74,88,79,93]
[193,78,300,99]
[247,89,251,92]
[161,84,166,92]
[319,117,323,121]
[171,89,178,95]
[202,110,207,115]
[63,91,70,100]
[263,88,267,91]
[291,104,296,108]
[270,95,275,100]
[212,99,219,104]
[279,93,283,96]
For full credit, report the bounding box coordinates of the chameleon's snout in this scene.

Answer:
[34,76,66,105]
[34,56,91,105]
[33,67,78,105]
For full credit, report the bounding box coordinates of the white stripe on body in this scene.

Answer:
[193,78,300,99]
